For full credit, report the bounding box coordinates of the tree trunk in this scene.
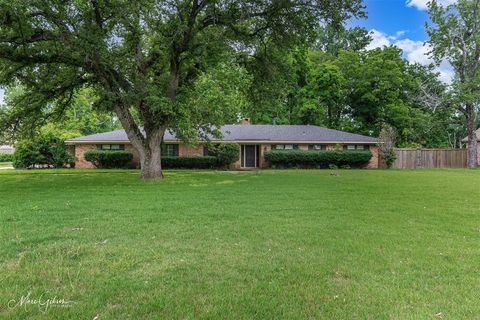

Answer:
[466,103,478,169]
[139,142,163,180]
[138,128,166,180]
[113,103,166,180]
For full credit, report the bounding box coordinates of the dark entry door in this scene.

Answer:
[244,145,256,167]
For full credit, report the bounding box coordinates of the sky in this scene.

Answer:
[352,0,456,83]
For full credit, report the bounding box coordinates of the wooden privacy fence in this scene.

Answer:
[393,148,467,169]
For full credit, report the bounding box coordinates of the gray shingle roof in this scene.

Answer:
[65,125,377,144]
[0,145,15,153]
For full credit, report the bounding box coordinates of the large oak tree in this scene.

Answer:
[0,0,364,179]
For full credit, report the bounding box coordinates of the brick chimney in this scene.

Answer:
[240,117,251,125]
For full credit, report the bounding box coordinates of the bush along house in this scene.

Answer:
[65,118,379,169]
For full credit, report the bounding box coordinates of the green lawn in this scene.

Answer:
[0,169,479,319]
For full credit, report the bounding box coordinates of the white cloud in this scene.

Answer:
[406,0,456,11]
[365,29,391,50]
[437,61,455,83]
[394,39,432,65]
[365,29,454,83]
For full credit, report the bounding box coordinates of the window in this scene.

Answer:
[273,144,298,150]
[97,144,125,151]
[343,145,370,151]
[308,144,327,151]
[203,145,210,156]
[162,144,179,157]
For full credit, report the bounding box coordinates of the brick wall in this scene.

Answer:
[298,144,308,151]
[74,144,97,169]
[259,144,271,168]
[73,144,141,168]
[179,144,203,157]
[72,142,380,169]
[366,145,379,169]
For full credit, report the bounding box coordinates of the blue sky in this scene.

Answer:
[352,0,456,82]
[354,0,429,41]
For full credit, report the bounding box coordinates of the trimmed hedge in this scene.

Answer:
[162,156,218,169]
[84,150,133,168]
[0,153,13,162]
[264,150,372,168]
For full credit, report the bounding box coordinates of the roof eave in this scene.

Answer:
[66,139,377,145]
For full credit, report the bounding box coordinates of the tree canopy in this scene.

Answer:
[0,0,365,178]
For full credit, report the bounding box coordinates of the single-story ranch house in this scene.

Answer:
[65,119,379,169]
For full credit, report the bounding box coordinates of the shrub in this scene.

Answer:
[0,153,13,162]
[382,149,397,169]
[208,143,240,167]
[13,135,74,169]
[162,156,218,169]
[84,150,133,168]
[264,150,372,168]
[378,124,397,169]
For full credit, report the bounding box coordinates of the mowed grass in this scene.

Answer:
[0,169,479,319]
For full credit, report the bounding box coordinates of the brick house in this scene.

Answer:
[65,119,379,169]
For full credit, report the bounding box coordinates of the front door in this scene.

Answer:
[241,145,258,168]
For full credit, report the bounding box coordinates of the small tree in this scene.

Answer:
[13,134,73,169]
[205,143,240,168]
[377,124,397,168]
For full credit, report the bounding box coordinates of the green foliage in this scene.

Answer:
[13,135,73,169]
[383,150,397,169]
[207,143,240,167]
[306,62,345,127]
[315,26,372,56]
[162,156,218,169]
[175,64,252,142]
[84,151,133,169]
[0,153,13,162]
[62,88,121,136]
[427,0,480,167]
[0,0,365,178]
[243,45,455,149]
[264,150,372,168]
[0,86,120,142]
[162,143,239,169]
